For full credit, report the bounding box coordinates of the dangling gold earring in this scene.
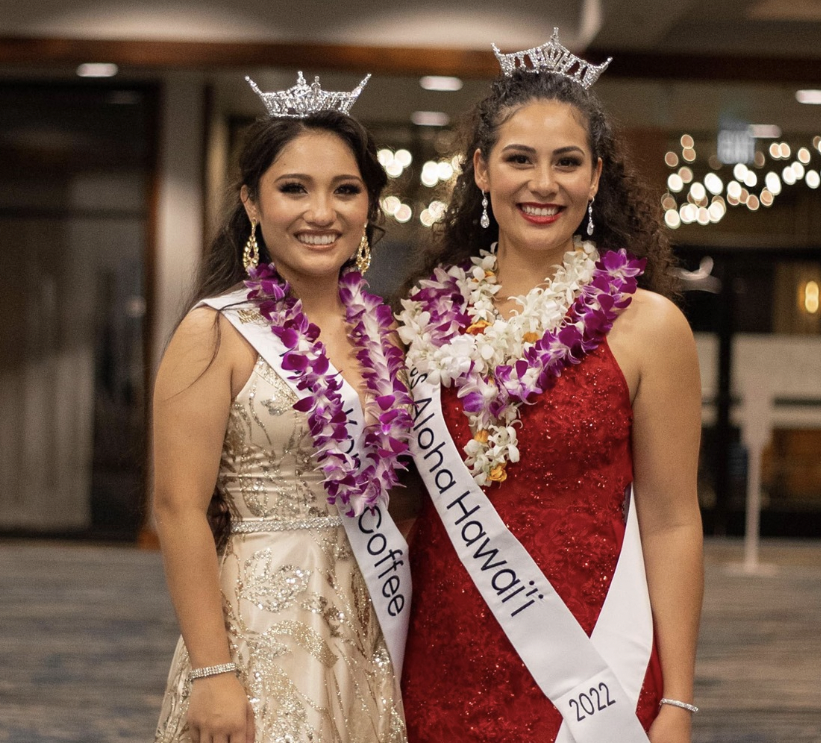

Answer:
[355,224,371,274]
[243,219,259,273]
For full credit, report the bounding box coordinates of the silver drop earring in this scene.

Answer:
[480,192,490,229]
[586,197,595,236]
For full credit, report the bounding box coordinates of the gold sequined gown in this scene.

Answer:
[155,356,407,743]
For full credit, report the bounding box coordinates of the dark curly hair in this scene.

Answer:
[186,110,388,550]
[401,70,677,299]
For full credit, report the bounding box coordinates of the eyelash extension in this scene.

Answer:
[277,182,362,194]
[278,182,305,193]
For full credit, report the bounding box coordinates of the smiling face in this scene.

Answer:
[474,99,602,260]
[241,130,369,285]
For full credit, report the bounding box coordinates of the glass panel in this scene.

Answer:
[0,83,152,538]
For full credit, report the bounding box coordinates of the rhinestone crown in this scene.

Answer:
[492,28,611,90]
[246,72,371,119]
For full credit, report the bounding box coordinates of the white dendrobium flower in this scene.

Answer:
[400,240,601,484]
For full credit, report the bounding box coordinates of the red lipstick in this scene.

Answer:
[518,203,564,225]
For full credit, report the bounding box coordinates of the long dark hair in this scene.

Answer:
[192,110,387,550]
[401,70,677,298]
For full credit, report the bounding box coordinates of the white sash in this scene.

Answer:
[201,290,411,677]
[408,367,653,743]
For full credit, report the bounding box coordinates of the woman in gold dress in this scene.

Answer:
[153,74,410,743]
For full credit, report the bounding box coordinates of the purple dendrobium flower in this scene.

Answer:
[411,250,644,437]
[244,264,413,516]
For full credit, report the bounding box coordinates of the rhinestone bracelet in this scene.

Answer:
[660,698,699,713]
[189,662,238,681]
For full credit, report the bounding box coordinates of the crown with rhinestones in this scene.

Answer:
[246,72,371,119]
[492,28,611,90]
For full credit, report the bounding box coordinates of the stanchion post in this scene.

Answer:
[736,371,775,575]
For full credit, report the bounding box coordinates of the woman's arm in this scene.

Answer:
[629,293,704,743]
[153,308,256,743]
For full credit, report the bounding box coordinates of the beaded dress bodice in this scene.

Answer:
[156,356,406,743]
[401,340,661,743]
[218,355,338,523]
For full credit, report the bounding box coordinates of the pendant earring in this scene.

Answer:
[480,192,490,229]
[243,219,259,273]
[356,224,371,274]
[586,198,595,236]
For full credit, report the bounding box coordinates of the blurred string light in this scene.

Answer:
[421,158,459,187]
[420,200,448,227]
[662,132,821,228]
[378,148,413,179]
[380,195,413,224]
[704,173,723,194]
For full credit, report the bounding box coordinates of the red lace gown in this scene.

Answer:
[401,340,663,742]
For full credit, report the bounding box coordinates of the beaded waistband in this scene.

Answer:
[230,516,345,534]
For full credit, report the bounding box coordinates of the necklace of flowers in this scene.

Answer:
[245,263,413,517]
[398,238,645,486]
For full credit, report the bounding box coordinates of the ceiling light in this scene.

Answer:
[77,63,118,78]
[748,124,782,138]
[420,76,463,92]
[411,111,450,127]
[796,90,821,105]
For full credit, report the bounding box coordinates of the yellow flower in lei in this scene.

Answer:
[488,463,508,483]
[398,238,600,486]
[466,320,491,335]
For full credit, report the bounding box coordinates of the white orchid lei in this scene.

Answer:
[397,237,645,486]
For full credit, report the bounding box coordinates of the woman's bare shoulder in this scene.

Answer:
[617,289,694,347]
[157,307,255,399]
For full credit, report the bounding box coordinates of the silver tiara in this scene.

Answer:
[246,72,371,119]
[492,28,611,90]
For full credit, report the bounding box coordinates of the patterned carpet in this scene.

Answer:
[0,543,177,743]
[0,539,819,743]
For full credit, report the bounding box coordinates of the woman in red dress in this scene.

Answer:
[398,34,703,743]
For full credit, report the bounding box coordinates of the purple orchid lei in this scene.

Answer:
[463,249,646,418]
[400,246,645,485]
[245,263,413,517]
